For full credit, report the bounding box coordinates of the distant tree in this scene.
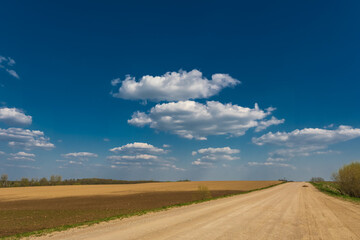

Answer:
[39,177,49,186]
[13,182,21,187]
[50,175,62,185]
[30,178,39,186]
[1,174,8,187]
[310,177,325,182]
[20,178,30,187]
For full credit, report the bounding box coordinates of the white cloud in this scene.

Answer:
[7,57,15,66]
[8,151,36,161]
[129,101,283,140]
[68,160,83,165]
[0,56,6,64]
[55,159,67,162]
[265,146,339,162]
[325,123,334,129]
[0,107,32,125]
[0,55,19,79]
[253,125,359,162]
[194,147,240,155]
[58,152,98,168]
[5,164,40,169]
[191,146,240,167]
[11,152,35,157]
[109,142,165,154]
[111,69,240,102]
[8,156,35,161]
[191,159,214,167]
[6,69,19,79]
[111,78,121,86]
[107,154,158,160]
[266,157,287,162]
[107,142,183,171]
[62,152,98,158]
[267,146,337,159]
[255,116,285,132]
[253,125,360,147]
[0,128,54,149]
[248,161,295,169]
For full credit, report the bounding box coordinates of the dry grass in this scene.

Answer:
[0,181,281,202]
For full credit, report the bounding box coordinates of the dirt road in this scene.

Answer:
[30,182,360,240]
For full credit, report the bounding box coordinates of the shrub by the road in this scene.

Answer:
[332,162,360,198]
[197,185,212,200]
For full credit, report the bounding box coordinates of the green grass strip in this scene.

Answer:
[310,181,360,203]
[1,182,286,240]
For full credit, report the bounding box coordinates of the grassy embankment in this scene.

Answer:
[310,181,360,203]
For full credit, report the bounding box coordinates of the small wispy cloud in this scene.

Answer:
[8,151,36,161]
[58,152,98,168]
[192,146,240,167]
[62,152,98,158]
[0,55,19,79]
[247,161,296,169]
[5,163,40,169]
[107,142,183,171]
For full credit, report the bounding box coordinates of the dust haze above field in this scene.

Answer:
[1,1,360,181]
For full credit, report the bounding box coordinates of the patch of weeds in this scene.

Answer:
[197,185,212,200]
[310,182,360,203]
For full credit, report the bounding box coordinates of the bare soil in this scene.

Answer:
[0,181,280,237]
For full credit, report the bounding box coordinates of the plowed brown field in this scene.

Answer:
[0,181,280,237]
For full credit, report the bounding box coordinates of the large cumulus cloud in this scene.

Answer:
[128,101,284,140]
[0,107,32,125]
[111,69,240,102]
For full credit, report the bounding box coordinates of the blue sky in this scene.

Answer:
[0,0,359,181]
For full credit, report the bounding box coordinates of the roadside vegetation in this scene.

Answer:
[310,161,360,202]
[197,185,212,200]
[0,174,157,188]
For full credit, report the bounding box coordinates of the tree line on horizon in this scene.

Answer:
[0,174,158,188]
